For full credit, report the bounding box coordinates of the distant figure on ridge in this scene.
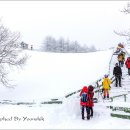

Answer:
[31,45,33,50]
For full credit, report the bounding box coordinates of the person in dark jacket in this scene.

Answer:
[113,63,122,87]
[80,86,90,120]
[88,85,94,117]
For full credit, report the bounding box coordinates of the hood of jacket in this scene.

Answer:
[82,86,88,93]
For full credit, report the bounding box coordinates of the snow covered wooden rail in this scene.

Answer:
[65,89,81,98]
[107,105,130,120]
[16,102,36,105]
[111,113,130,120]
[94,75,115,93]
[40,99,63,104]
[0,100,36,106]
[108,106,130,113]
[41,101,62,104]
[110,94,127,102]
[65,75,115,99]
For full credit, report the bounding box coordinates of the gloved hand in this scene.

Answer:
[102,88,104,93]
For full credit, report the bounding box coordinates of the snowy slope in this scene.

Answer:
[0,49,113,101]
[0,48,130,129]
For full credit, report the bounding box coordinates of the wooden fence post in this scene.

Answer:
[124,95,127,102]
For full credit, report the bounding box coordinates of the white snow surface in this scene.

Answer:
[0,49,113,100]
[0,48,130,129]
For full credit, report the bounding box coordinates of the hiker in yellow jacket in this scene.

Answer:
[118,53,124,67]
[102,75,112,99]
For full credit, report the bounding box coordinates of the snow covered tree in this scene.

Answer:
[89,45,97,52]
[63,39,70,52]
[0,22,28,87]
[41,36,97,53]
[121,2,130,14]
[114,3,130,45]
[41,36,57,52]
[114,29,130,41]
[57,37,65,52]
[73,41,80,53]
[42,36,54,52]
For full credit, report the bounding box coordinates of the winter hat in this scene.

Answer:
[104,74,108,78]
[88,85,94,92]
[115,63,118,66]
[82,86,88,93]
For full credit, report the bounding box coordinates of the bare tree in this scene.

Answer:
[41,36,97,53]
[114,3,130,45]
[121,2,130,14]
[0,22,28,87]
[114,29,130,39]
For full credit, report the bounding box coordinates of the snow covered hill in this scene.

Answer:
[0,48,130,129]
[0,49,113,101]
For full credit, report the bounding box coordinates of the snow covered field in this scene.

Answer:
[0,48,130,129]
[0,49,113,101]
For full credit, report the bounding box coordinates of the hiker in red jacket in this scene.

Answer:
[125,57,130,75]
[80,86,90,120]
[88,85,94,117]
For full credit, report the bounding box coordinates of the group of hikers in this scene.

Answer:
[80,85,94,120]
[116,48,130,75]
[79,44,130,120]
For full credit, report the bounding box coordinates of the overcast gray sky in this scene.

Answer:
[0,1,130,50]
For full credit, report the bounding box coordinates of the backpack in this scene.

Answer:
[81,92,88,102]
